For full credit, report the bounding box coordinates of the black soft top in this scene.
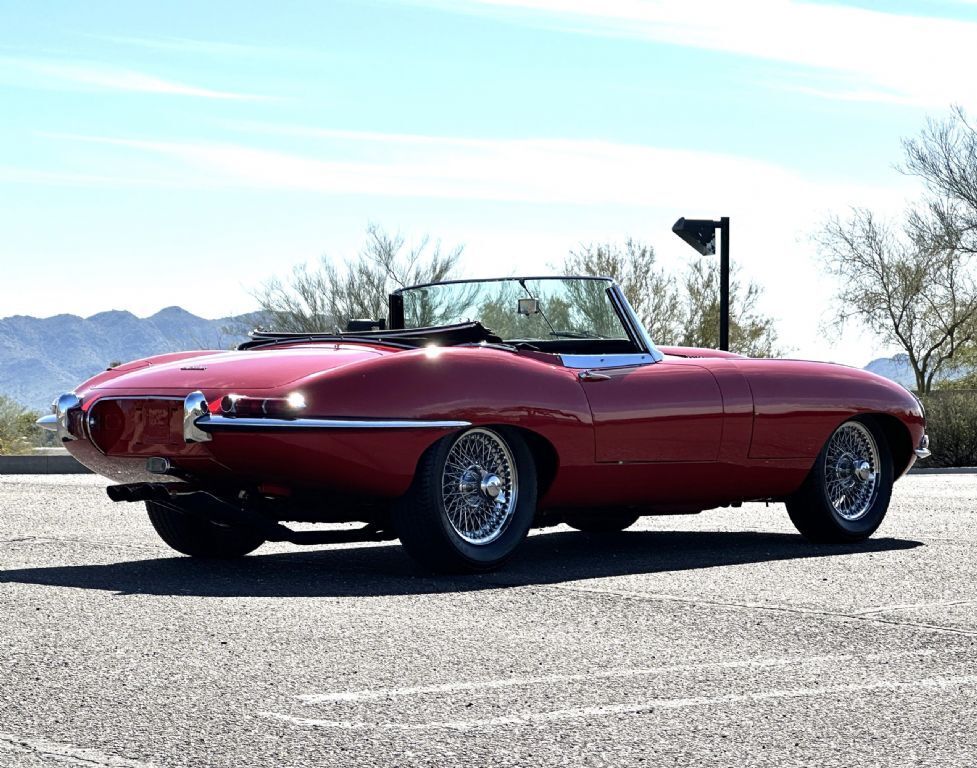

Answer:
[238,321,503,351]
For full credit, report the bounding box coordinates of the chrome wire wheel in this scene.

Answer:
[823,421,881,521]
[441,428,519,546]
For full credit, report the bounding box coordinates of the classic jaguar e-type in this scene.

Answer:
[39,276,929,572]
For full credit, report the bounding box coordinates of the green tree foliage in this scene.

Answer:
[254,224,464,332]
[677,260,782,357]
[0,395,44,455]
[917,391,977,467]
[563,240,781,356]
[564,239,680,343]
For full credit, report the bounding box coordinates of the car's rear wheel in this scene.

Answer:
[564,510,640,532]
[146,499,265,558]
[393,426,537,573]
[785,418,893,543]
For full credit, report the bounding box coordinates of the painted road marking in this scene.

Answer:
[264,673,977,731]
[0,731,155,767]
[297,649,940,704]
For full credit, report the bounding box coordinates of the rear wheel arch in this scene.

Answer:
[411,424,559,499]
[505,426,559,499]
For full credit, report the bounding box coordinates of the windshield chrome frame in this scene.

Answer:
[608,283,663,362]
[391,275,663,362]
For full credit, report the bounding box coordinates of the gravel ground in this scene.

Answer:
[0,474,974,767]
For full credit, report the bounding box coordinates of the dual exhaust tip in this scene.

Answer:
[106,482,177,504]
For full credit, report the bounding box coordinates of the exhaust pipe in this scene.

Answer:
[106,483,191,503]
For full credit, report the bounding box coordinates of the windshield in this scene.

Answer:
[396,277,630,342]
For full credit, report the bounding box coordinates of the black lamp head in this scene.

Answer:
[672,217,718,256]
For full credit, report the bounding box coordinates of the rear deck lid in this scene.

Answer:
[93,344,389,391]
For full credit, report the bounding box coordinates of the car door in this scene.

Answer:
[577,360,725,463]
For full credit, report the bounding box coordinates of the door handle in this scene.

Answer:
[578,370,611,382]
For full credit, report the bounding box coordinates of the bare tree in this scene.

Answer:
[816,208,977,393]
[563,239,681,343]
[903,106,977,255]
[253,224,464,332]
[563,239,780,356]
[677,260,782,357]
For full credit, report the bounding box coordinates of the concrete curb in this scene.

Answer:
[0,455,91,474]
[909,466,977,475]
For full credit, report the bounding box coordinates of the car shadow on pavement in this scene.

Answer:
[0,529,922,598]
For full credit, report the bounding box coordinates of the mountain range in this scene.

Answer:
[1,306,918,411]
[0,307,254,411]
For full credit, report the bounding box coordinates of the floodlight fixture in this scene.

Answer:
[672,216,731,351]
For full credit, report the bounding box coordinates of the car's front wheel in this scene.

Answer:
[393,426,537,572]
[146,499,265,558]
[785,418,893,543]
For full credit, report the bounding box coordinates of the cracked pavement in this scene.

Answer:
[0,473,975,767]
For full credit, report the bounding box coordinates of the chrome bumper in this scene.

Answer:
[915,434,931,459]
[36,393,82,442]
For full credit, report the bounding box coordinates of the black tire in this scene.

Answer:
[564,510,640,533]
[785,417,894,543]
[393,426,537,573]
[146,499,265,558]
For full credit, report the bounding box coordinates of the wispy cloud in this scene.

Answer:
[0,56,263,100]
[401,0,977,108]
[44,128,908,215]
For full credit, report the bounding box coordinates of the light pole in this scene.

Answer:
[672,216,730,351]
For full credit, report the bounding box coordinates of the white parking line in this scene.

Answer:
[297,649,939,704]
[0,731,155,767]
[853,598,977,616]
[264,673,977,731]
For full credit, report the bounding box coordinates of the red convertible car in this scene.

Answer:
[39,276,929,572]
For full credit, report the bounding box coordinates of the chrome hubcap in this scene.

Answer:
[824,422,880,521]
[442,428,518,545]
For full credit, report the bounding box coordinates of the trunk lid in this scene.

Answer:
[92,344,390,391]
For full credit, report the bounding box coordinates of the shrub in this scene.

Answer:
[0,395,47,455]
[918,390,977,467]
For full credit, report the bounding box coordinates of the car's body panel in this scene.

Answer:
[736,358,925,462]
[580,359,724,463]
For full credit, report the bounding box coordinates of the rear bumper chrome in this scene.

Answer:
[914,434,931,459]
[36,393,82,441]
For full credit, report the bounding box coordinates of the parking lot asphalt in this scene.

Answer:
[0,474,975,767]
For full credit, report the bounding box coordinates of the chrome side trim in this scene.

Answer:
[183,391,213,443]
[36,414,59,432]
[195,415,472,432]
[562,353,656,370]
[54,393,81,441]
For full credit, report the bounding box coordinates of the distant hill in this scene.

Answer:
[0,307,257,411]
[863,354,916,389]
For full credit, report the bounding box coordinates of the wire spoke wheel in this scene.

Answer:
[440,428,519,545]
[822,421,881,521]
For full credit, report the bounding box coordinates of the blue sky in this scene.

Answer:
[3,0,977,364]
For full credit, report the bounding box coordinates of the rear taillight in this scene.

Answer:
[220,392,306,419]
